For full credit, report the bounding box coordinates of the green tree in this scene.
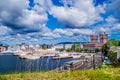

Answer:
[59,48,64,52]
[84,48,88,53]
[109,51,117,64]
[102,39,120,56]
[95,48,100,53]
[71,44,80,51]
[102,43,110,56]
[66,48,71,52]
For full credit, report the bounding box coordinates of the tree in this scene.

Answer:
[59,48,64,52]
[102,43,109,56]
[95,48,100,53]
[109,51,117,64]
[84,48,88,53]
[102,39,120,56]
[66,48,71,52]
[71,44,80,51]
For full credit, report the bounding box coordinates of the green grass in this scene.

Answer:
[0,68,120,80]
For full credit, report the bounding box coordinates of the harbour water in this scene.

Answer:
[0,53,73,74]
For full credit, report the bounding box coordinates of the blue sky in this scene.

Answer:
[0,0,120,45]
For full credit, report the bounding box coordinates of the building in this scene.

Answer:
[83,33,108,50]
[20,43,29,51]
[0,44,8,52]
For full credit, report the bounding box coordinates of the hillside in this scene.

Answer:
[0,68,120,80]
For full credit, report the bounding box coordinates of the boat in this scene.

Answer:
[52,56,72,60]
[43,54,55,58]
[70,53,81,58]
[25,55,40,60]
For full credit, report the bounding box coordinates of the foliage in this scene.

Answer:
[102,43,110,56]
[0,68,120,80]
[84,48,88,53]
[109,51,117,63]
[95,48,101,53]
[66,48,71,52]
[88,50,93,53]
[102,39,120,56]
[75,48,83,52]
[100,62,113,69]
[118,57,120,63]
[59,48,64,52]
[71,44,80,51]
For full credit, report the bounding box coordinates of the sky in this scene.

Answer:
[0,0,120,45]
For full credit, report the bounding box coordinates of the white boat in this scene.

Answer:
[25,55,40,60]
[58,53,69,57]
[70,53,81,58]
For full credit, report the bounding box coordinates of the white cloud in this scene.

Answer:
[112,24,120,31]
[0,0,49,33]
[48,0,105,28]
[106,16,118,23]
[54,28,94,39]
[0,25,12,36]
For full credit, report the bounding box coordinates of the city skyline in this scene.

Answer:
[0,0,120,45]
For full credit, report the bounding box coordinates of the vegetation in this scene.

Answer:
[84,48,88,53]
[66,48,71,52]
[102,39,120,66]
[95,48,101,53]
[100,62,113,69]
[71,44,80,51]
[102,39,120,56]
[109,51,117,64]
[0,68,120,80]
[59,48,64,52]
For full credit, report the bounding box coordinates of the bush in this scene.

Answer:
[59,48,64,52]
[95,48,101,53]
[66,48,71,52]
[109,51,117,63]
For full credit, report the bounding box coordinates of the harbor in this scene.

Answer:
[0,51,102,74]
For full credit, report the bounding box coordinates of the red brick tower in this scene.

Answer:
[100,34,108,44]
[90,35,98,43]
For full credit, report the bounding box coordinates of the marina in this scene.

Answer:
[0,52,102,74]
[0,53,74,74]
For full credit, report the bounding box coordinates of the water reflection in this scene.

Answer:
[0,53,73,74]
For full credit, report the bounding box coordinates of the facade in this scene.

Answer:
[54,44,73,51]
[100,34,108,44]
[90,35,98,43]
[0,45,8,52]
[83,33,108,50]
[20,43,29,51]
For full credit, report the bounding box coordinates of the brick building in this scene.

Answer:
[83,33,108,50]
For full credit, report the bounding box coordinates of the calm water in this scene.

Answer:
[0,53,73,74]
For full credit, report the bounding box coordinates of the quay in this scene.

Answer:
[52,56,73,60]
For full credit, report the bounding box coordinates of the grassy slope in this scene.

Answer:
[0,68,120,80]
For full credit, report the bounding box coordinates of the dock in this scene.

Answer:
[52,56,72,60]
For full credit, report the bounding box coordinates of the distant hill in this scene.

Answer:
[57,42,88,44]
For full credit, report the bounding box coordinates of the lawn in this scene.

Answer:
[0,68,120,80]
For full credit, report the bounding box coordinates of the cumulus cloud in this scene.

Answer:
[47,0,105,28]
[0,0,48,34]
[54,28,94,39]
[0,25,12,36]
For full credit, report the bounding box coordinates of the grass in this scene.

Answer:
[0,68,120,80]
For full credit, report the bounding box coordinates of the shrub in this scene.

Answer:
[66,48,71,52]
